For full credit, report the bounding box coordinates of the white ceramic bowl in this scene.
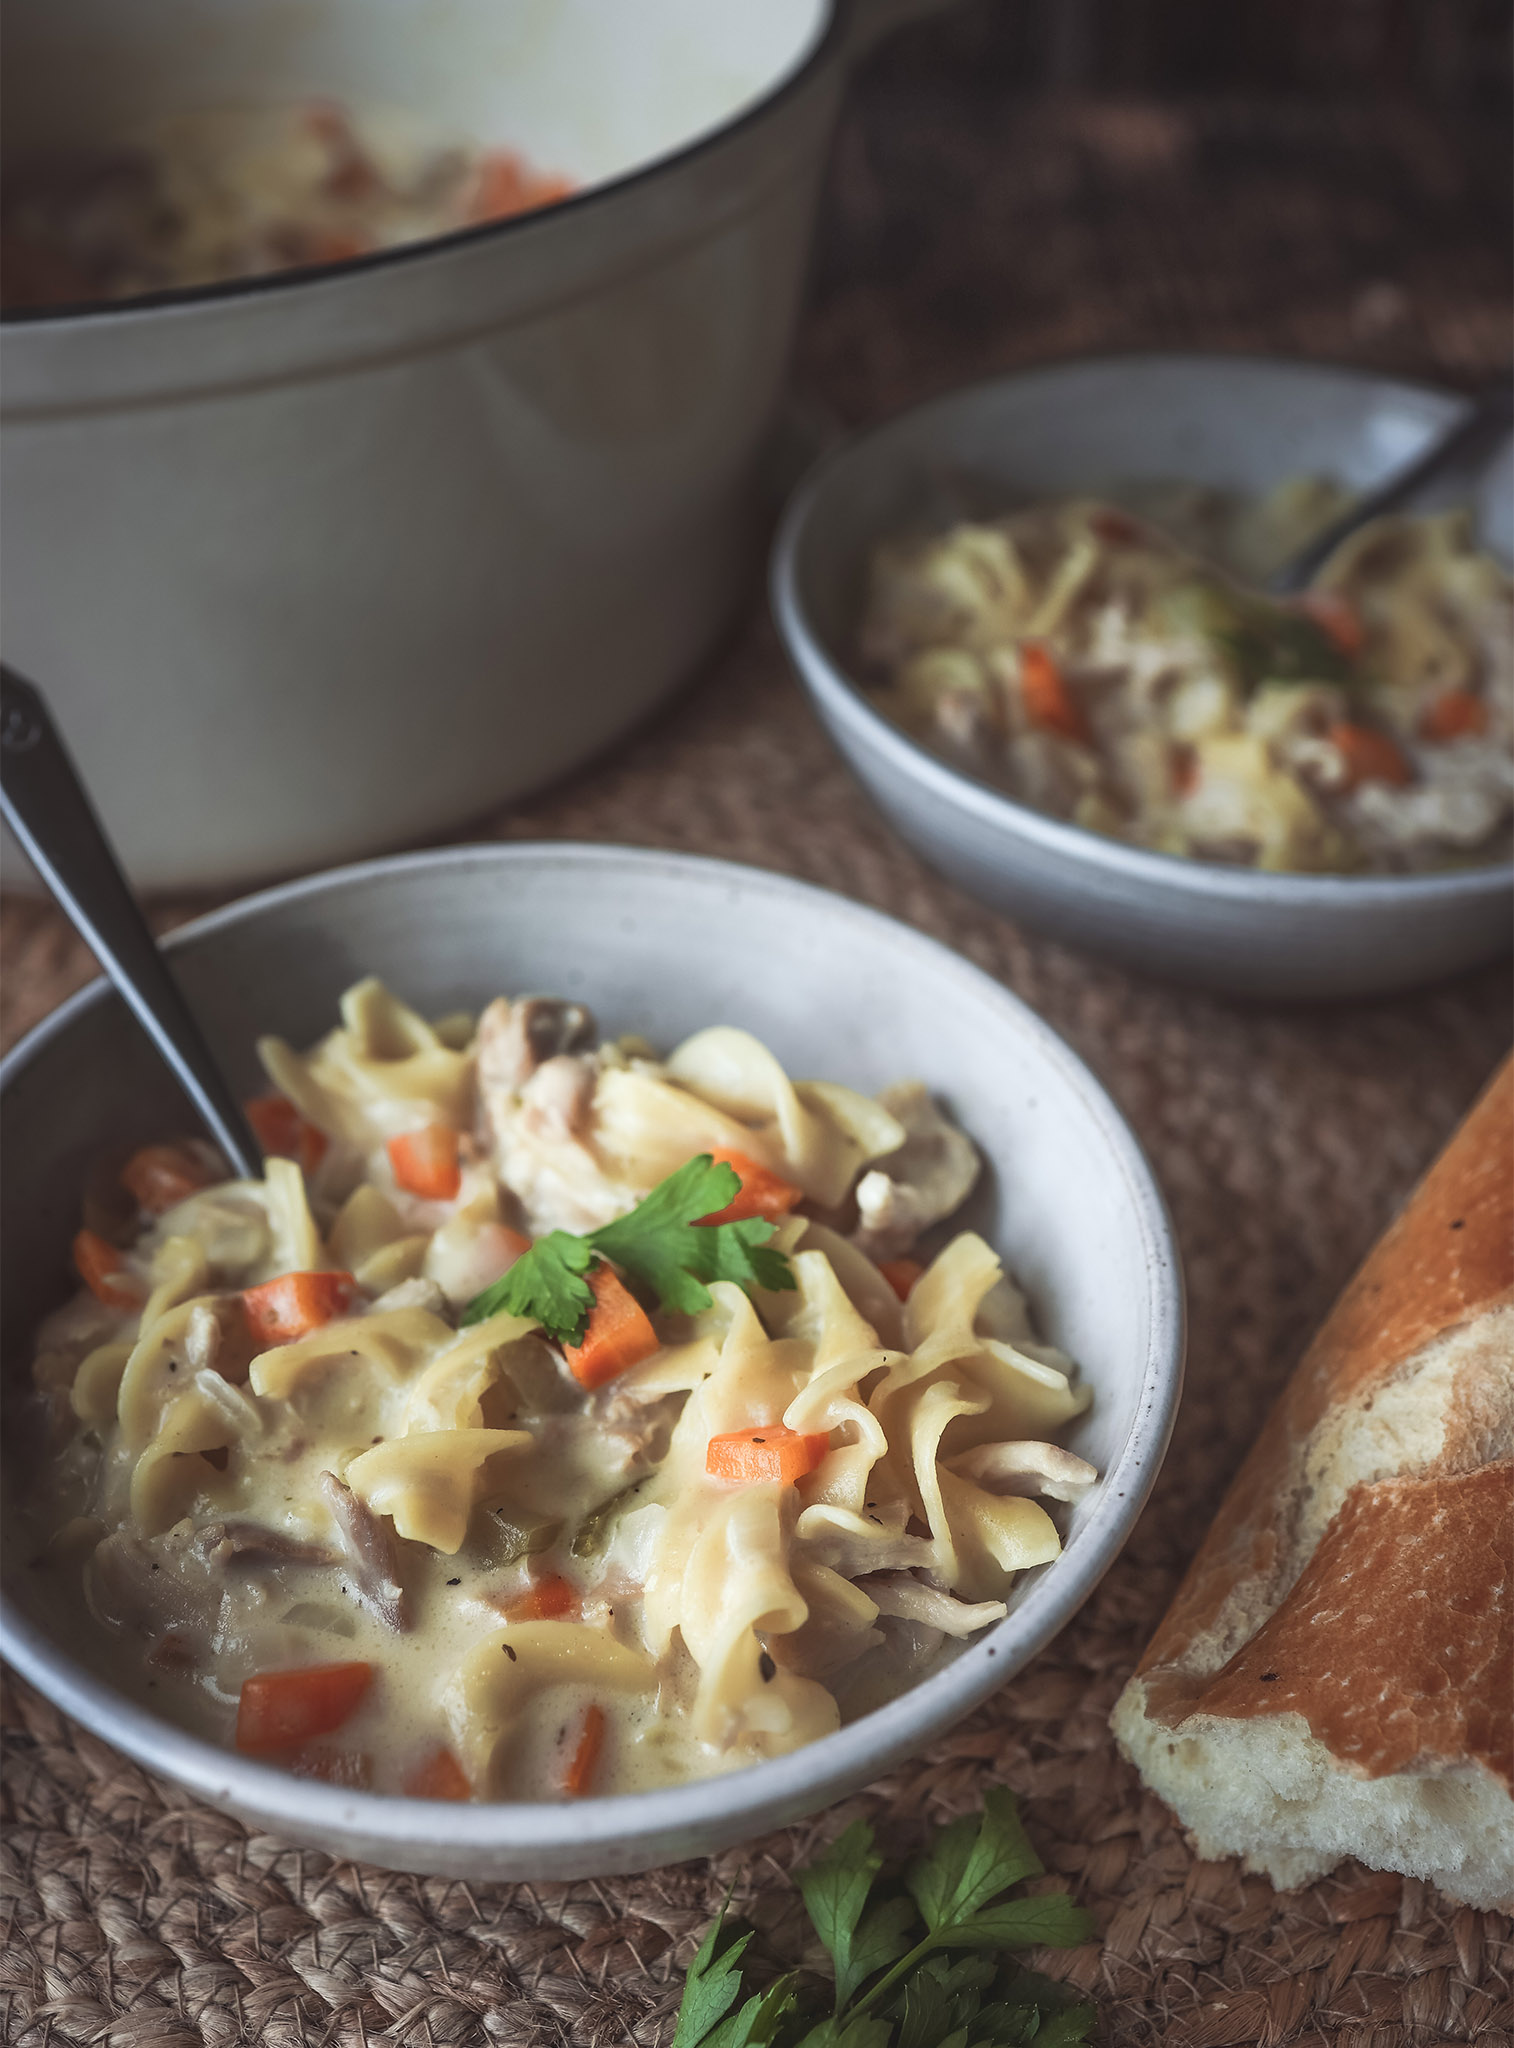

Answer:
[0,843,1183,1879]
[0,0,941,892]
[772,354,1514,1001]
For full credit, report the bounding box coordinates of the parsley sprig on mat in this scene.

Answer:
[461,1154,795,1342]
[672,1789,1096,2047]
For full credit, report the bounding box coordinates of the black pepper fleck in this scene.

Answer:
[446,1577,461,1587]
[1451,1218,1465,1230]
[758,1651,776,1682]
[1260,1671,1279,1683]
[502,1643,517,1662]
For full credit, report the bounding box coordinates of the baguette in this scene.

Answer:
[1112,1056,1513,1909]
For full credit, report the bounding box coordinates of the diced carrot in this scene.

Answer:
[706,1424,831,1487]
[494,1572,579,1624]
[698,1147,803,1227]
[403,1746,471,1800]
[1019,643,1093,747]
[1330,721,1413,790]
[305,228,373,263]
[562,1704,605,1798]
[72,1229,145,1310]
[242,1270,359,1347]
[121,1143,215,1215]
[235,1661,372,1754]
[1297,591,1365,660]
[562,1264,660,1389]
[387,1122,462,1201]
[291,1747,372,1788]
[878,1258,923,1302]
[1419,689,1488,743]
[1090,507,1142,546]
[1170,741,1199,796]
[245,1093,329,1175]
[465,149,573,224]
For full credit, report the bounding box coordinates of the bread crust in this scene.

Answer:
[1118,1056,1513,1878]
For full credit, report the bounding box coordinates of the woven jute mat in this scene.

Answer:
[4,84,1512,2048]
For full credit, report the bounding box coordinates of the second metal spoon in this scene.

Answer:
[1268,377,1513,595]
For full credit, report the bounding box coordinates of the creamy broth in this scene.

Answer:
[21,981,1096,1802]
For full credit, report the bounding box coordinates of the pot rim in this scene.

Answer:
[0,839,1184,1872]
[771,347,1514,908]
[1,0,850,331]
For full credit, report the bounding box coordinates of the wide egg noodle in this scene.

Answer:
[445,1621,656,1796]
[343,1427,530,1552]
[258,976,474,1145]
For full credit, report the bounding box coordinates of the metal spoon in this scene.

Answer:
[1268,378,1513,595]
[0,664,263,1178]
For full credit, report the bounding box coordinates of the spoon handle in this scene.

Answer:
[1268,378,1513,595]
[1,665,263,1180]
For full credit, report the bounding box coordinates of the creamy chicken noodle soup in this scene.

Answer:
[1,101,572,308]
[22,982,1095,1802]
[860,489,1513,874]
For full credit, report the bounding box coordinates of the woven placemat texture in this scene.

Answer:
[4,82,1513,2048]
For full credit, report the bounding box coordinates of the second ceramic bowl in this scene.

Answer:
[0,842,1182,1879]
[772,354,1514,1001]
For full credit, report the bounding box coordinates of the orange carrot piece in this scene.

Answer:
[242,1270,358,1347]
[121,1143,215,1215]
[466,149,573,224]
[236,1661,372,1754]
[387,1123,462,1201]
[706,1424,831,1487]
[563,1704,606,1798]
[1019,643,1093,747]
[245,1093,329,1175]
[878,1258,923,1302]
[1297,591,1365,659]
[72,1228,144,1310]
[1330,721,1413,790]
[562,1265,660,1389]
[698,1147,803,1227]
[1419,689,1489,743]
[494,1573,579,1624]
[403,1746,472,1800]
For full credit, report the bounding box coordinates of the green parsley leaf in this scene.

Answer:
[932,1894,1096,1954]
[796,1820,883,2008]
[460,1155,796,1341]
[461,1229,595,1336]
[906,1789,1043,1933]
[703,1972,800,2048]
[1029,2002,1098,2044]
[791,2016,893,2048]
[671,1910,755,2048]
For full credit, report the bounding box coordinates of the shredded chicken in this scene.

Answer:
[850,1081,980,1261]
[947,1440,1097,1503]
[319,1470,410,1632]
[858,1570,1007,1636]
[518,1054,596,1144]
[476,996,596,1098]
[369,1275,451,1320]
[191,1520,337,1571]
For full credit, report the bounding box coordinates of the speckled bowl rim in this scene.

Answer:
[0,842,1183,1869]
[770,349,1514,912]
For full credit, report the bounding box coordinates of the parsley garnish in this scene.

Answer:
[671,1788,1096,2047]
[461,1155,796,1342]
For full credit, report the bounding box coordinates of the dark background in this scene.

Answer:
[798,0,1512,426]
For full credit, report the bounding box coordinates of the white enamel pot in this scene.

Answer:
[0,0,936,892]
